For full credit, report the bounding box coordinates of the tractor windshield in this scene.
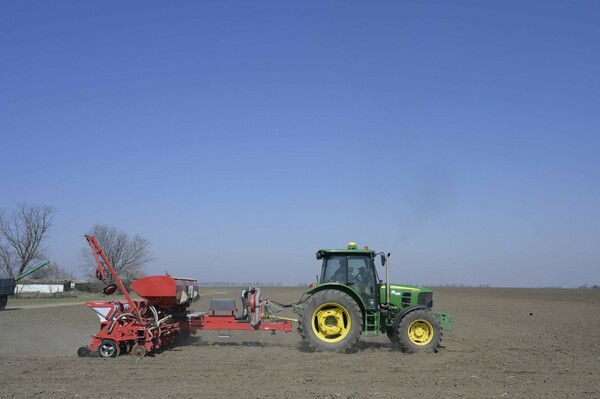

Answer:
[321,255,378,308]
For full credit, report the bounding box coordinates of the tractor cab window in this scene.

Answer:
[321,255,378,307]
[322,256,346,283]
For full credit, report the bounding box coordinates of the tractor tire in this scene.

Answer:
[396,309,442,353]
[386,328,399,345]
[0,295,7,311]
[299,290,362,352]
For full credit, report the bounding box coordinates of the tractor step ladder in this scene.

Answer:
[364,310,380,337]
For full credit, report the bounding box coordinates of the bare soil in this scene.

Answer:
[1,287,599,398]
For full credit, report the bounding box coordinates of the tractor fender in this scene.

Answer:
[393,305,452,331]
[304,283,367,316]
[393,305,429,327]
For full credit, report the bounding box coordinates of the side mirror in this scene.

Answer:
[380,254,386,266]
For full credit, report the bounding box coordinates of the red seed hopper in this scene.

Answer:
[131,275,199,310]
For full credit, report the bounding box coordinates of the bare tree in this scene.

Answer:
[29,262,75,280]
[0,204,55,279]
[81,224,154,282]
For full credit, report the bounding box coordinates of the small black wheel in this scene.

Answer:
[77,346,91,357]
[98,340,120,358]
[299,290,363,352]
[0,295,8,310]
[396,309,442,352]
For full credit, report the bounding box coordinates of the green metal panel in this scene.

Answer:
[379,284,432,309]
[435,312,454,331]
[315,243,375,260]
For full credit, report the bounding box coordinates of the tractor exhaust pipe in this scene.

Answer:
[386,253,391,307]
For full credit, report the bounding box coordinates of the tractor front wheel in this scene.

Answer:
[396,309,442,352]
[299,290,362,352]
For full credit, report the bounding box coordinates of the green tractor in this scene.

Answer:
[296,242,453,352]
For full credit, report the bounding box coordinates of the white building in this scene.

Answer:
[15,280,71,294]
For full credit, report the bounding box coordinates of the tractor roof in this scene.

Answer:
[316,242,375,259]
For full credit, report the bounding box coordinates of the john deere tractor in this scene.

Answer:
[297,242,453,352]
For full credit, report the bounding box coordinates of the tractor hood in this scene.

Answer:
[381,283,434,309]
[382,283,432,294]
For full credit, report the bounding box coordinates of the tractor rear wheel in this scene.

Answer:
[299,290,362,352]
[396,309,441,352]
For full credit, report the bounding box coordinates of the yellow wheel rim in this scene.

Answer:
[311,302,351,343]
[408,319,434,346]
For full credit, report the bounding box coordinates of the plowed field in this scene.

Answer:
[1,287,599,398]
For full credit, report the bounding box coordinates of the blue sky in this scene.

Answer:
[1,1,598,287]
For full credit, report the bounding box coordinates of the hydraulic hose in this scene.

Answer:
[235,289,250,321]
[149,305,159,327]
[251,287,261,328]
[107,313,135,334]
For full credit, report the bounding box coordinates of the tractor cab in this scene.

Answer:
[316,242,380,309]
